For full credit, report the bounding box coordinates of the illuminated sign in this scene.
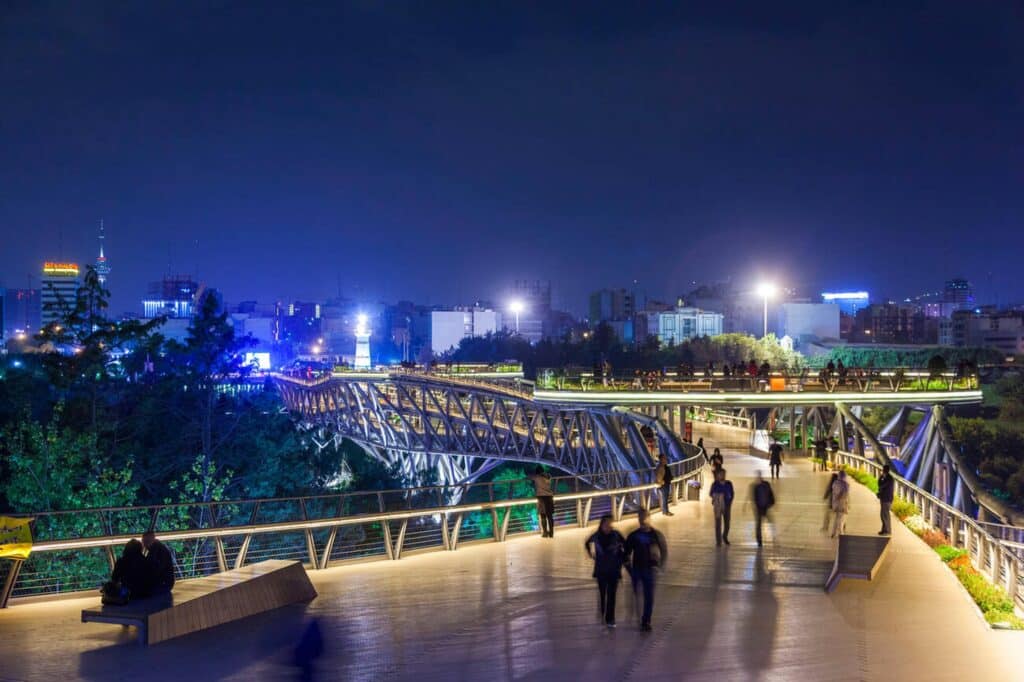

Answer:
[821,291,869,301]
[244,352,272,371]
[42,262,80,276]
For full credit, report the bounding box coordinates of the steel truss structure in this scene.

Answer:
[275,374,697,490]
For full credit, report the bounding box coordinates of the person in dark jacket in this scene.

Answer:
[529,466,555,537]
[709,448,724,470]
[104,539,148,603]
[768,440,784,479]
[751,473,775,547]
[624,509,668,631]
[142,530,175,595]
[584,515,626,628]
[822,472,839,531]
[877,464,895,535]
[709,468,735,546]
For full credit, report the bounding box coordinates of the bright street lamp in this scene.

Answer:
[756,283,776,338]
[509,300,525,334]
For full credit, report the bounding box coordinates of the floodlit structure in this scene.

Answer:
[354,313,371,369]
[40,261,80,328]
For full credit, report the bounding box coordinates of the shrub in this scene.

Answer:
[984,609,1024,630]
[921,529,949,548]
[903,514,929,536]
[934,545,967,563]
[891,497,919,521]
[947,554,973,571]
[956,569,1014,614]
[841,466,879,494]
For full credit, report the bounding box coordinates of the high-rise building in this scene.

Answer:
[2,288,41,338]
[95,221,111,287]
[431,308,502,355]
[944,278,974,309]
[40,262,80,328]
[143,276,198,318]
[507,280,551,343]
[588,288,636,324]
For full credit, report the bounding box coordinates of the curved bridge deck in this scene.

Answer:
[0,429,1019,680]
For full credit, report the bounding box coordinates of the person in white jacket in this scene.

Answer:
[830,471,851,538]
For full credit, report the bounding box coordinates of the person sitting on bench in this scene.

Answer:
[142,530,175,596]
[102,539,148,604]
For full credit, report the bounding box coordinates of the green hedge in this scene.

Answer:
[934,544,967,563]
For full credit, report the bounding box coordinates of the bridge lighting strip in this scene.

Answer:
[29,472,701,553]
[532,389,983,406]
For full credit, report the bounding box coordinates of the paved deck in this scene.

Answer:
[1,425,1021,681]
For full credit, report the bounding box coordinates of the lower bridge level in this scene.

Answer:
[0,431,1021,681]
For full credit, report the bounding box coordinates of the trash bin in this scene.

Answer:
[686,482,701,501]
[769,377,786,392]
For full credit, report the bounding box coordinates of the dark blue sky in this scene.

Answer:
[1,2,1022,314]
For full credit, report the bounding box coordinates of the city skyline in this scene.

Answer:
[2,3,1022,314]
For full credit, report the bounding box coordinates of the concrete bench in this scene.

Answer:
[825,534,891,592]
[81,559,317,645]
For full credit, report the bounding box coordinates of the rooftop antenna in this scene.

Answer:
[95,219,111,286]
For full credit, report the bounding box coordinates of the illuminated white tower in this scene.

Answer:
[354,313,371,369]
[95,220,111,286]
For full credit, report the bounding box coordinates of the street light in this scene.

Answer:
[509,300,525,334]
[756,283,776,338]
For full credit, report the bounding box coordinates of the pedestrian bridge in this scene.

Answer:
[1,430,1021,680]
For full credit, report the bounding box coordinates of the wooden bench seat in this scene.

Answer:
[81,559,317,645]
[825,534,891,592]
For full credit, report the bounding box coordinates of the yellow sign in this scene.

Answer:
[42,262,80,277]
[0,517,33,560]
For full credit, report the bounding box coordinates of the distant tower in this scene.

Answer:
[354,314,371,369]
[95,220,111,286]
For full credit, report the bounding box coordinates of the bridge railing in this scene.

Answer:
[831,450,1024,611]
[535,367,976,394]
[0,453,707,607]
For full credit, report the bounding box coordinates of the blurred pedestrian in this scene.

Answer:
[768,440,784,479]
[830,470,850,538]
[624,509,668,632]
[751,473,775,547]
[584,515,626,628]
[655,454,674,516]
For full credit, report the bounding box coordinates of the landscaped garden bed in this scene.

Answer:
[835,462,1024,630]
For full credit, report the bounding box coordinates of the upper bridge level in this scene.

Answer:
[275,364,983,408]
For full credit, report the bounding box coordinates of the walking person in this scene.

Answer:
[830,470,850,538]
[709,468,734,546]
[877,464,895,535]
[624,509,667,632]
[584,515,627,628]
[768,439,784,479]
[529,465,555,538]
[821,472,839,531]
[709,447,724,470]
[751,473,775,547]
[655,454,674,516]
[813,437,827,472]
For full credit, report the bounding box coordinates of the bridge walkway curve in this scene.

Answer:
[0,428,1021,680]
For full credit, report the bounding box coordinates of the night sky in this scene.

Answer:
[1,2,1022,315]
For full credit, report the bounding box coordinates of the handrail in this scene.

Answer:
[0,453,707,606]
[830,449,1024,610]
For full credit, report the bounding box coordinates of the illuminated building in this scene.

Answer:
[821,291,870,317]
[354,314,371,369]
[40,262,80,328]
[1,288,40,338]
[142,277,198,318]
[431,308,502,355]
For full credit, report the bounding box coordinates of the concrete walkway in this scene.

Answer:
[0,427,1021,681]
